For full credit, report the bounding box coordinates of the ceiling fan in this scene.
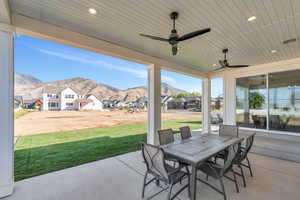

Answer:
[213,48,249,71]
[139,12,211,55]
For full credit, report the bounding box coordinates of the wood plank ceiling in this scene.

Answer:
[9,0,300,73]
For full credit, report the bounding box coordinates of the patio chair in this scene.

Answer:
[215,125,239,162]
[196,141,242,200]
[158,129,190,172]
[141,142,191,200]
[158,129,175,145]
[179,126,192,140]
[233,133,256,187]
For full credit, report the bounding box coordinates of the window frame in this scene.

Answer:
[235,69,300,136]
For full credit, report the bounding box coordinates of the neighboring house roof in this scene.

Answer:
[23,99,41,105]
[43,86,66,94]
[43,86,86,96]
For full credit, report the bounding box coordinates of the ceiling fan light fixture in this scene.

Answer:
[88,8,97,15]
[247,16,256,22]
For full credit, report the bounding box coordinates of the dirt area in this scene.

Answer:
[14,110,200,136]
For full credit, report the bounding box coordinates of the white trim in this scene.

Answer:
[0,30,14,198]
[202,78,211,133]
[0,184,13,198]
[147,65,161,145]
[239,127,300,137]
[12,13,207,79]
[0,0,11,24]
[0,23,15,32]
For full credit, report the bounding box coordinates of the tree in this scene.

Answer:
[171,92,201,98]
[249,92,265,109]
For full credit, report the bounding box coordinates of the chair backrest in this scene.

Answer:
[240,133,255,161]
[219,124,238,137]
[158,129,174,145]
[179,126,192,140]
[222,140,242,174]
[141,142,169,181]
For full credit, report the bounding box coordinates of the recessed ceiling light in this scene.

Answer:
[247,16,256,22]
[88,8,97,15]
[271,49,277,53]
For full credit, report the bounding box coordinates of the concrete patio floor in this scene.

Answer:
[3,151,300,200]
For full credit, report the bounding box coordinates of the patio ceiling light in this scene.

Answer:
[271,49,277,53]
[247,16,256,22]
[88,8,97,15]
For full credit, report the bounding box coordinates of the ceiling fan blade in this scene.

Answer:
[227,65,249,68]
[139,34,169,42]
[219,60,226,68]
[177,28,211,42]
[211,66,226,72]
[172,45,178,55]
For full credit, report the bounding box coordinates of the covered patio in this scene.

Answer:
[2,151,300,200]
[1,0,300,199]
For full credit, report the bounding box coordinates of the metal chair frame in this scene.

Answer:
[233,133,255,187]
[141,142,191,200]
[197,141,242,200]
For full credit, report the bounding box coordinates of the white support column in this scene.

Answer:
[0,30,14,198]
[147,64,161,145]
[223,72,236,125]
[202,78,211,133]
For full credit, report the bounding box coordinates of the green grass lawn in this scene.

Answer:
[15,117,201,181]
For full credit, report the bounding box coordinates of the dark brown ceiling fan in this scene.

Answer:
[139,12,211,55]
[213,48,249,71]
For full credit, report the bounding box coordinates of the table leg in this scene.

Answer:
[190,164,197,200]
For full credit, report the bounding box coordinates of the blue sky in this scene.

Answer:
[15,35,222,96]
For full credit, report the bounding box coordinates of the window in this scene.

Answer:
[48,102,58,107]
[236,69,300,133]
[65,94,75,99]
[66,103,73,106]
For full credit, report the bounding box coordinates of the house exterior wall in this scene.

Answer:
[81,95,103,110]
[60,88,79,111]
[42,93,60,111]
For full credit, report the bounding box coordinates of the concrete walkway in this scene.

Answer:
[3,152,300,200]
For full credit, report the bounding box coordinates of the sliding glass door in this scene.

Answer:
[236,69,300,134]
[269,70,300,132]
[236,75,267,129]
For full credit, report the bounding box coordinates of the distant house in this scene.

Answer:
[167,96,201,111]
[42,86,103,111]
[77,94,103,110]
[14,96,23,108]
[23,99,43,110]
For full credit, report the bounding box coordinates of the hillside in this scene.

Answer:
[14,72,188,101]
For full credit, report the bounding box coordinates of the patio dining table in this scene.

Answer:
[162,133,242,200]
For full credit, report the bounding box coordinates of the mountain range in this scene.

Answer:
[14,72,187,101]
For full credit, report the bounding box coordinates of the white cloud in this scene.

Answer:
[37,48,176,84]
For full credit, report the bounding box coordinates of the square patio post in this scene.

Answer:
[147,64,161,145]
[202,78,211,133]
[0,29,14,198]
[223,72,236,125]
